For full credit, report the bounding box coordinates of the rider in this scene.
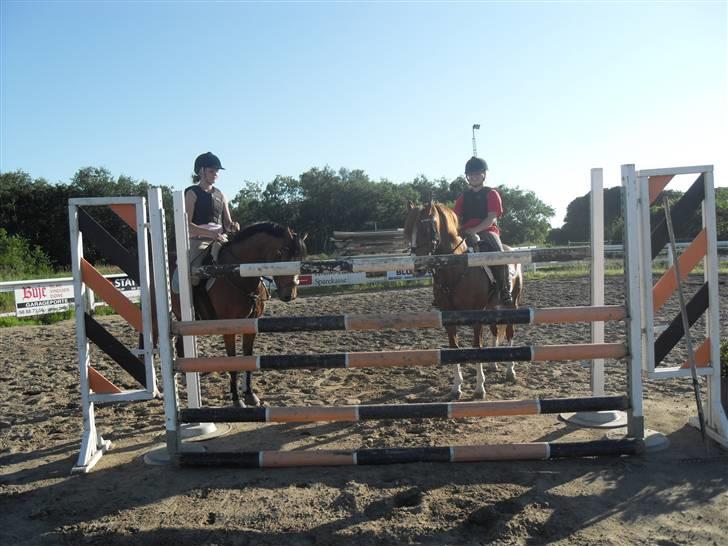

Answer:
[185,151,239,286]
[453,156,513,307]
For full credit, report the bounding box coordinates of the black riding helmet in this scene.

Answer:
[465,156,488,174]
[194,152,225,173]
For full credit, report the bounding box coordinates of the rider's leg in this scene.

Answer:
[188,239,211,287]
[478,232,513,306]
[493,264,514,307]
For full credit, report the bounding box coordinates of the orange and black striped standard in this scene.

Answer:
[179,395,628,424]
[177,439,642,468]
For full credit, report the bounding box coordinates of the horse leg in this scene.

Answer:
[487,324,499,372]
[447,325,463,400]
[242,333,260,407]
[224,334,244,408]
[504,324,516,383]
[473,323,486,399]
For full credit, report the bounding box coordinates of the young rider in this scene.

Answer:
[184,151,239,286]
[453,156,513,306]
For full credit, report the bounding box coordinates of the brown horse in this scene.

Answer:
[403,201,523,399]
[171,222,307,407]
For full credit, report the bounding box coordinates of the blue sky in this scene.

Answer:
[1,1,726,227]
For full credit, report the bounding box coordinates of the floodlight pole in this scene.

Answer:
[472,124,481,157]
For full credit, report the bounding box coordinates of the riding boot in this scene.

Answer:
[495,265,514,307]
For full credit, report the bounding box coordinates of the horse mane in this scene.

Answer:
[431,202,460,240]
[229,221,307,258]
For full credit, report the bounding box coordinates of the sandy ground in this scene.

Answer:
[1,275,727,546]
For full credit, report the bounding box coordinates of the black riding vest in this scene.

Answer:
[461,187,493,224]
[185,185,224,225]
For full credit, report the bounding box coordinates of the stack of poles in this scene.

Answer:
[148,176,647,468]
[69,197,158,473]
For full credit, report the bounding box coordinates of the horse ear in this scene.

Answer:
[407,201,416,211]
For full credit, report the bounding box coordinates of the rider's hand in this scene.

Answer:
[217,233,229,243]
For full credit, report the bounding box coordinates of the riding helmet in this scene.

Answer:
[194,152,225,173]
[465,156,488,174]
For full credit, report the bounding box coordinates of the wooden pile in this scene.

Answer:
[331,229,408,257]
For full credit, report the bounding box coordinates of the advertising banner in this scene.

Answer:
[14,285,75,317]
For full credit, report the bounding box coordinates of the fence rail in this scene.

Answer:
[2,242,726,319]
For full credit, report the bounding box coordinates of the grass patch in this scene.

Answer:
[0,309,74,327]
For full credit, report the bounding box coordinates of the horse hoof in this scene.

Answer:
[475,391,486,400]
[487,363,499,372]
[244,392,261,407]
[232,399,246,408]
[450,390,462,401]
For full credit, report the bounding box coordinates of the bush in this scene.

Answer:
[0,228,53,280]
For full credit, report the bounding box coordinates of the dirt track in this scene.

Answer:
[1,276,727,545]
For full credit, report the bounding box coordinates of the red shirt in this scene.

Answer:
[453,188,503,235]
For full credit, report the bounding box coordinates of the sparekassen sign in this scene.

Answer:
[14,285,75,317]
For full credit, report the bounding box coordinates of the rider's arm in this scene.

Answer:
[221,195,240,233]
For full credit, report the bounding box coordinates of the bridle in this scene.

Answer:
[408,205,470,307]
[410,207,466,257]
[409,213,440,256]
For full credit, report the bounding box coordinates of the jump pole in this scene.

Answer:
[171,305,627,336]
[194,246,592,279]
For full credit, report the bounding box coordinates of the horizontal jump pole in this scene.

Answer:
[194,246,591,278]
[175,343,628,373]
[179,395,629,424]
[178,439,643,468]
[172,305,627,336]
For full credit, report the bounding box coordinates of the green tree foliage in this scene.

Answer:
[548,184,728,246]
[713,187,728,240]
[0,168,174,270]
[229,167,556,253]
[8,163,724,271]
[494,186,555,245]
[0,228,53,279]
[0,170,70,267]
[547,187,623,245]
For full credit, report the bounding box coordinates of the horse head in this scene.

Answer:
[270,228,307,302]
[221,223,307,303]
[404,201,441,257]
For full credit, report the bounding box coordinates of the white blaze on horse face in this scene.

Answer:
[293,275,300,286]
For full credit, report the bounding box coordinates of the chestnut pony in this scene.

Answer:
[170,222,306,407]
[403,202,522,399]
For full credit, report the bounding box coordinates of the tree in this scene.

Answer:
[229,181,265,227]
[547,187,623,245]
[0,228,53,279]
[498,186,555,245]
[0,167,174,270]
[0,170,70,267]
